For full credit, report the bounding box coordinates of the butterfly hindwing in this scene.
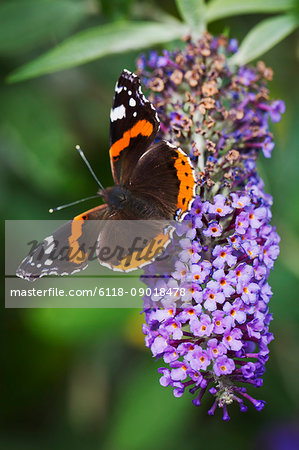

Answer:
[109,69,160,184]
[97,217,173,272]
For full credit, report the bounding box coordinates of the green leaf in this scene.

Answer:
[0,0,91,55]
[230,14,299,65]
[206,0,295,22]
[8,20,187,83]
[175,0,206,33]
[133,3,180,24]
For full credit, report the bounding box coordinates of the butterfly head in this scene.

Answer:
[101,185,129,210]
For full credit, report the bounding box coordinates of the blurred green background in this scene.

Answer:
[1,0,299,449]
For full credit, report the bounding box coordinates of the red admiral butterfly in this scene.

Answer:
[17,70,196,281]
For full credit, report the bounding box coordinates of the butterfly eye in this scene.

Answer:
[107,186,127,207]
[118,193,126,203]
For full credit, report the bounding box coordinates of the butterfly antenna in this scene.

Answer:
[49,195,100,213]
[75,144,104,190]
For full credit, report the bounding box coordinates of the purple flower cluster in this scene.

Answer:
[138,34,283,419]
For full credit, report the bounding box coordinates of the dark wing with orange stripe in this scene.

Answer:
[109,69,159,184]
[127,141,197,220]
[16,205,107,281]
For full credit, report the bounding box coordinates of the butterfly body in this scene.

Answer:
[17,69,197,280]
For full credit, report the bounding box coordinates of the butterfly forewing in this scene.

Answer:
[109,69,160,184]
[17,205,107,281]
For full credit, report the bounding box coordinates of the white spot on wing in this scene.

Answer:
[44,236,54,245]
[110,104,126,122]
[129,98,136,107]
[115,84,123,94]
[44,241,55,254]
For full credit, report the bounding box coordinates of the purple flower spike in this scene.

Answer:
[140,33,283,419]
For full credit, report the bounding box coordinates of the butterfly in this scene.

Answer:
[17,69,196,281]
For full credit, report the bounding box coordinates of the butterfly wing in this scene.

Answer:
[127,141,197,220]
[95,141,196,272]
[109,69,159,184]
[16,205,107,281]
[97,215,173,272]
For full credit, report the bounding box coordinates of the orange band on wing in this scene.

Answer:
[110,119,154,161]
[113,231,171,271]
[68,210,94,265]
[174,150,196,216]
